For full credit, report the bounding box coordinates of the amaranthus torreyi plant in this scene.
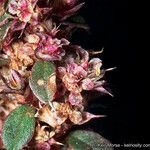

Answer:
[0,0,114,149]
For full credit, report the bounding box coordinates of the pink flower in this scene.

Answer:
[67,63,87,78]
[68,92,83,106]
[8,0,36,22]
[81,78,94,90]
[58,47,91,90]
[59,46,89,80]
[58,46,112,97]
[8,0,18,15]
[35,35,69,61]
[17,0,34,22]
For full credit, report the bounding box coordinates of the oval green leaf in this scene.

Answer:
[64,130,114,150]
[2,105,36,150]
[29,61,56,103]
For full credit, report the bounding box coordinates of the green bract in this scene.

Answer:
[64,130,113,150]
[2,105,36,150]
[29,61,56,103]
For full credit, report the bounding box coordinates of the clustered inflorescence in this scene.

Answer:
[0,0,113,149]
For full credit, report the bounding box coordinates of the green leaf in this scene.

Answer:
[71,15,86,24]
[29,61,56,103]
[0,12,12,44]
[64,130,114,150]
[2,105,36,150]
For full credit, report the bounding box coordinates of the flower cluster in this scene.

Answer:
[0,0,113,149]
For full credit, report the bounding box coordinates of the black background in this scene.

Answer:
[70,0,145,146]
